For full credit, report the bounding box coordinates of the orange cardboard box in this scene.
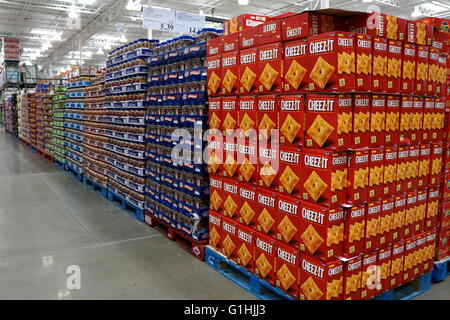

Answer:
[275,242,300,298]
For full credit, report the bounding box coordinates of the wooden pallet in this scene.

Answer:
[144,211,207,261]
[432,257,450,283]
[205,246,295,300]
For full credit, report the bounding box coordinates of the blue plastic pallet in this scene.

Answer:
[373,271,432,300]
[64,163,84,182]
[55,160,65,170]
[83,176,108,199]
[205,247,296,300]
[107,190,144,222]
[432,257,450,282]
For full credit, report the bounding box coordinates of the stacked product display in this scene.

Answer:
[52,86,67,165]
[29,93,37,148]
[4,93,18,136]
[17,91,32,143]
[39,88,54,158]
[206,10,449,300]
[104,39,156,218]
[145,30,221,253]
[83,70,108,188]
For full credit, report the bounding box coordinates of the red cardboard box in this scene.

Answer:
[221,95,238,138]
[360,252,378,300]
[223,33,239,53]
[237,183,257,227]
[305,93,352,150]
[396,146,409,195]
[405,145,419,193]
[276,193,301,248]
[236,225,256,272]
[386,40,402,94]
[206,134,223,176]
[436,228,450,260]
[224,14,270,35]
[209,210,223,251]
[403,236,417,284]
[221,216,239,261]
[392,194,407,242]
[347,149,369,204]
[438,200,450,230]
[402,43,416,94]
[422,97,434,143]
[356,34,373,92]
[346,13,406,41]
[406,20,433,45]
[239,27,257,50]
[254,233,277,285]
[415,190,427,234]
[239,48,258,94]
[255,20,282,46]
[277,146,302,198]
[257,94,279,143]
[369,94,386,148]
[423,230,436,273]
[432,98,446,143]
[413,232,426,277]
[299,255,344,300]
[426,188,440,230]
[380,196,395,247]
[222,178,240,220]
[208,97,222,133]
[372,37,388,93]
[428,48,440,95]
[436,54,447,95]
[390,241,405,289]
[207,55,222,96]
[404,192,418,239]
[258,143,279,190]
[376,246,392,294]
[238,95,257,140]
[305,32,356,92]
[210,175,223,213]
[352,94,371,148]
[342,256,363,300]
[282,12,344,42]
[365,200,382,253]
[343,204,366,257]
[299,201,345,260]
[275,242,300,298]
[222,138,239,179]
[430,143,443,187]
[383,146,398,197]
[279,94,305,145]
[221,51,239,95]
[207,36,223,56]
[257,42,283,93]
[301,149,348,206]
[410,97,424,144]
[283,38,308,93]
[255,187,278,238]
[399,96,414,144]
[415,45,429,95]
[368,147,384,201]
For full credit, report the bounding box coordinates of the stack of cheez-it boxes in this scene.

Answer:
[206,9,449,300]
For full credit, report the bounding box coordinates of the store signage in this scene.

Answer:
[143,6,205,34]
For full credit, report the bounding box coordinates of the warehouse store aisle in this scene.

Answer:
[0,127,253,300]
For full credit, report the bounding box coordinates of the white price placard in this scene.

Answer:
[174,11,205,34]
[143,6,175,32]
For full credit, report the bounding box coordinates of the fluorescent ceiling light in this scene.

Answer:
[126,0,141,11]
[411,5,422,17]
[120,34,127,42]
[77,0,96,4]
[70,60,77,65]
[432,1,450,8]
[238,0,249,5]
[97,47,104,55]
[31,29,63,36]
[361,0,373,2]
[420,2,449,13]
[104,43,112,50]
[68,6,79,18]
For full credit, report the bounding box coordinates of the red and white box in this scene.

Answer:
[283,38,308,93]
[254,233,277,285]
[390,241,405,289]
[305,93,352,150]
[255,19,282,46]
[208,97,222,133]
[379,196,395,247]
[343,204,366,258]
[395,146,409,195]
[304,32,356,92]
[221,95,238,137]
[368,147,384,201]
[360,252,378,300]
[385,95,400,147]
[342,256,363,300]
[352,94,371,148]
[413,232,426,277]
[276,193,301,248]
[301,149,348,207]
[404,192,418,239]
[415,45,429,95]
[429,143,443,187]
[372,37,388,93]
[221,216,239,261]
[275,242,300,298]
[299,201,345,260]
[209,211,223,251]
[415,190,427,235]
[237,139,258,185]
[235,225,256,273]
[405,145,419,193]
[222,178,240,220]
[207,55,222,96]
[383,146,398,197]
[346,13,406,41]
[423,230,437,273]
[238,95,257,140]
[376,246,392,295]
[209,175,224,213]
[401,43,416,95]
[364,200,382,253]
[222,138,239,179]
[257,42,283,93]
[369,94,386,148]
[279,94,305,145]
[432,98,446,143]
[347,149,369,205]
[224,14,270,35]
[422,98,434,144]
[239,47,258,94]
[221,51,239,95]
[427,48,440,96]
[207,136,223,176]
[402,236,417,284]
[392,194,407,243]
[277,146,302,198]
[399,96,414,144]
[355,34,373,92]
[436,228,450,260]
[386,40,402,94]
[237,183,258,227]
[299,255,344,300]
[257,94,279,143]
[239,27,258,50]
[425,188,440,230]
[207,36,223,56]
[222,33,239,53]
[255,187,278,238]
[411,97,424,144]
[258,143,279,190]
[436,54,447,95]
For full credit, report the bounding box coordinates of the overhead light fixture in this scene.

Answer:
[126,0,141,11]
[97,47,104,55]
[120,34,127,42]
[84,51,93,58]
[70,60,76,65]
[411,5,422,17]
[199,9,205,15]
[68,5,79,18]
[77,0,96,5]
[104,43,112,50]
[361,0,373,2]
[238,0,249,5]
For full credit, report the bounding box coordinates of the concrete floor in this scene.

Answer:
[0,128,254,300]
[1,127,449,300]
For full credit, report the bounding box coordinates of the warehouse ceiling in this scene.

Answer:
[0,0,450,75]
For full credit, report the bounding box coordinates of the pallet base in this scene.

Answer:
[144,211,207,261]
[373,271,432,300]
[64,164,84,182]
[36,148,53,162]
[108,190,144,222]
[205,246,295,300]
[83,176,108,198]
[55,160,65,170]
[432,257,450,282]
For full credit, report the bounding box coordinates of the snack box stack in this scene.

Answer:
[4,94,18,136]
[206,10,447,300]
[64,76,93,175]
[29,92,37,148]
[35,90,47,153]
[17,91,31,143]
[83,70,109,188]
[42,92,54,157]
[104,39,157,211]
[145,29,222,242]
[51,86,67,165]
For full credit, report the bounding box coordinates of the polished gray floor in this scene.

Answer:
[0,128,254,300]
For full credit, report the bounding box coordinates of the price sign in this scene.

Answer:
[174,11,205,34]
[143,6,205,34]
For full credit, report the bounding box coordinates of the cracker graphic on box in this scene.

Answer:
[258,208,275,234]
[222,69,238,94]
[241,66,257,93]
[301,224,324,254]
[209,112,221,130]
[281,114,301,144]
[237,243,252,267]
[210,226,221,248]
[307,115,334,147]
[301,276,323,300]
[278,215,298,243]
[357,53,372,75]
[223,234,236,257]
[354,111,370,133]
[279,166,300,195]
[259,63,279,91]
[327,277,343,300]
[208,71,221,94]
[240,113,255,135]
[208,150,221,173]
[239,201,256,225]
[224,195,238,217]
[256,253,272,278]
[277,264,296,291]
[260,162,277,188]
[239,157,256,182]
[224,154,238,177]
[223,113,237,132]
[309,57,335,89]
[210,190,222,211]
[338,112,352,135]
[303,171,328,202]
[259,113,276,140]
[353,168,369,189]
[285,60,307,90]
[331,169,347,192]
